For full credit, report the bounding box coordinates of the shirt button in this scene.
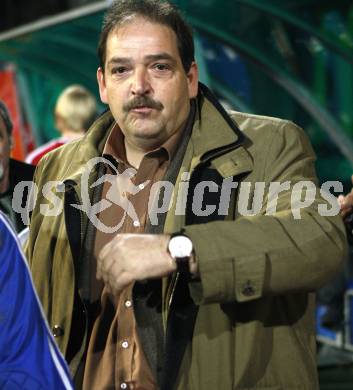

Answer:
[120,383,128,389]
[52,325,64,337]
[139,183,145,190]
[121,341,129,349]
[124,300,132,308]
[133,220,140,227]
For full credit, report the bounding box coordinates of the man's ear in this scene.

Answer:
[9,136,14,150]
[187,62,199,99]
[97,67,108,104]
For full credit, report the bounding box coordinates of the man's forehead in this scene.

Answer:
[106,18,179,55]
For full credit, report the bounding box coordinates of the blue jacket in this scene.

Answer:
[0,212,73,389]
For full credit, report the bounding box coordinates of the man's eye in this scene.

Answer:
[112,66,128,74]
[153,63,170,71]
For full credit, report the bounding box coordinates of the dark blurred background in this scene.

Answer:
[0,0,95,31]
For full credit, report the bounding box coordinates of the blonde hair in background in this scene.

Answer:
[55,85,97,133]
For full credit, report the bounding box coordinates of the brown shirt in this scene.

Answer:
[82,125,181,390]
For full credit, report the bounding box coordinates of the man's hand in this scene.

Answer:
[97,234,177,295]
[339,175,353,220]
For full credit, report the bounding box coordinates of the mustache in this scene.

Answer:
[123,96,164,112]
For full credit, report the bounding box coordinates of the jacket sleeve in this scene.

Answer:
[184,120,347,304]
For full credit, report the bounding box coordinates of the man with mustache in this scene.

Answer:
[26,1,346,389]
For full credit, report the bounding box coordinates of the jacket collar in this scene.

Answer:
[191,83,253,178]
[57,110,115,186]
[192,83,244,157]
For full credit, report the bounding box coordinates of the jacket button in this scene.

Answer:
[52,325,64,337]
[242,281,255,296]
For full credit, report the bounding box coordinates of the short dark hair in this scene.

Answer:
[0,100,13,136]
[98,0,194,73]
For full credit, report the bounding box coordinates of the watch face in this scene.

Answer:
[168,236,193,258]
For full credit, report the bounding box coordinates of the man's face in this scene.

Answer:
[97,17,198,151]
[0,116,11,181]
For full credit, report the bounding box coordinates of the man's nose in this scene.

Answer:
[131,67,151,96]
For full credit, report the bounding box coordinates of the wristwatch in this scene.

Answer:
[168,233,193,273]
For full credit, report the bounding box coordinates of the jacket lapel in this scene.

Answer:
[192,84,253,179]
[56,110,115,192]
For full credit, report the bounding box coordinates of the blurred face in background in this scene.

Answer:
[0,115,11,189]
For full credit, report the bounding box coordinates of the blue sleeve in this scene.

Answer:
[0,214,73,390]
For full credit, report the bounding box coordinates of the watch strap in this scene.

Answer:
[175,256,190,274]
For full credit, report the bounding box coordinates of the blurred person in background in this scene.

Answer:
[26,84,98,165]
[0,100,34,233]
[0,211,73,389]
